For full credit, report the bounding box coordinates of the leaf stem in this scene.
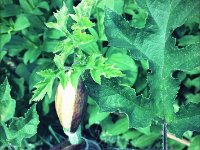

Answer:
[96,8,103,51]
[167,133,191,146]
[63,125,83,145]
[163,119,167,150]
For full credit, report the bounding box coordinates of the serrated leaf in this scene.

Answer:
[71,17,95,30]
[72,0,96,20]
[73,54,124,84]
[0,104,39,147]
[46,2,69,34]
[31,69,57,101]
[73,30,95,46]
[85,78,154,128]
[54,54,65,69]
[0,78,16,122]
[57,70,68,88]
[105,0,200,125]
[168,103,200,138]
[54,39,74,53]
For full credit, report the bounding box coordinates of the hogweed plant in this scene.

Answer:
[1,0,199,149]
[31,0,124,148]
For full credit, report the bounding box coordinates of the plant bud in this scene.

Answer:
[55,78,87,133]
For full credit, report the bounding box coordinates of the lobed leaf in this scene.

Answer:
[104,0,200,137]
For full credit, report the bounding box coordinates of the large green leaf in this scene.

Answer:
[168,103,200,138]
[104,0,200,134]
[0,78,16,122]
[0,104,39,147]
[85,78,153,128]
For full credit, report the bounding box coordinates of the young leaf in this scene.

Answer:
[85,78,154,128]
[0,78,16,122]
[73,30,95,46]
[46,2,69,34]
[72,53,124,85]
[71,17,95,31]
[72,0,96,20]
[57,70,68,88]
[90,56,124,84]
[0,104,39,147]
[31,69,57,101]
[105,0,200,124]
[54,39,74,53]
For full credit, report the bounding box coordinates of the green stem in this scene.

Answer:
[163,118,168,150]
[63,126,83,145]
[48,126,60,143]
[96,8,103,51]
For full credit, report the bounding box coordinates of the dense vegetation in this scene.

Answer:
[0,0,200,149]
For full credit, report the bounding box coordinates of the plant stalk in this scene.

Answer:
[163,119,167,150]
[63,125,83,145]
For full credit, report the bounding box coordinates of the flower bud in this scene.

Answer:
[55,78,87,133]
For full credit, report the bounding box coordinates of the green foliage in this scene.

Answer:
[0,104,39,147]
[86,78,153,128]
[98,0,200,138]
[124,0,148,28]
[0,0,200,149]
[31,0,124,101]
[31,69,57,102]
[46,2,69,34]
[0,78,16,122]
[188,135,200,150]
[168,103,200,138]
[0,79,39,147]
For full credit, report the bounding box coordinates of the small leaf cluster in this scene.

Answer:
[31,0,124,102]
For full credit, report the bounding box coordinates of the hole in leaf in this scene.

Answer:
[124,13,132,21]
